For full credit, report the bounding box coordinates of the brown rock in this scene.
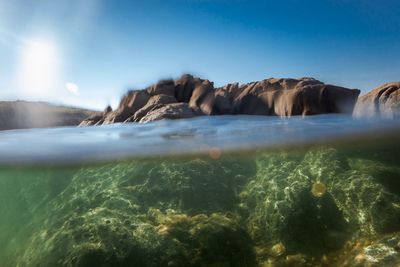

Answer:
[139,103,201,123]
[188,80,215,115]
[79,75,361,126]
[223,83,241,100]
[146,79,175,96]
[353,82,400,119]
[174,74,207,102]
[232,78,360,116]
[128,94,177,122]
[213,88,232,115]
[79,106,112,126]
[103,90,150,124]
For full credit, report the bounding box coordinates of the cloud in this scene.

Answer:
[66,82,80,95]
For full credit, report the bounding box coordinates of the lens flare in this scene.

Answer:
[66,82,80,95]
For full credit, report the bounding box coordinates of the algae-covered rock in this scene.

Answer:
[243,148,350,256]
[334,232,400,267]
[14,157,257,267]
[243,146,400,257]
[151,212,256,267]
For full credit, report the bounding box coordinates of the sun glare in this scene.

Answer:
[16,39,60,98]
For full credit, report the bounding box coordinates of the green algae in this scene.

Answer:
[0,137,399,266]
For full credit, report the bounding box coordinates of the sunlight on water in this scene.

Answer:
[0,115,399,266]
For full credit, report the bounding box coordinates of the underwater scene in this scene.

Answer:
[0,115,399,267]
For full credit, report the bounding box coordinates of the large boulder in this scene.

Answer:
[230,78,360,116]
[353,82,400,119]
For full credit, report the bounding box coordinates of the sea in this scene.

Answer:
[0,115,399,267]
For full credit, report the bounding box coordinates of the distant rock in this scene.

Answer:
[354,82,400,119]
[0,101,99,131]
[80,75,360,126]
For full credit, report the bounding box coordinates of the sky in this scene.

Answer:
[0,0,399,110]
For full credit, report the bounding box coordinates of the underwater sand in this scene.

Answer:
[0,115,399,266]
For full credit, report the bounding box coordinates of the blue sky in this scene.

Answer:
[0,0,399,110]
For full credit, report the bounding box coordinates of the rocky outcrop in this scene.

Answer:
[354,82,400,119]
[0,101,98,131]
[80,75,360,126]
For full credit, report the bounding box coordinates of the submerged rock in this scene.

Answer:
[12,157,257,267]
[1,143,399,266]
[80,75,360,125]
[152,212,256,267]
[243,146,400,257]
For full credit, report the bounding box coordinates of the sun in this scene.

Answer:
[16,38,60,98]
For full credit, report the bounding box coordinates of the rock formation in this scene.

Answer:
[354,82,400,119]
[80,75,361,126]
